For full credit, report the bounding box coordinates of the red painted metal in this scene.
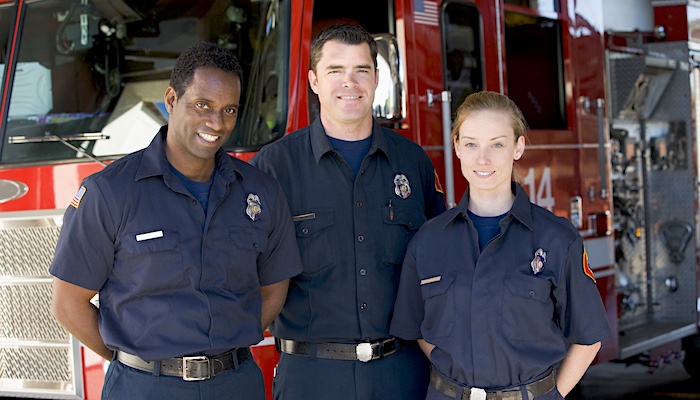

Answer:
[81,347,106,400]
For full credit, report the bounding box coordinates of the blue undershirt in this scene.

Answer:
[468,210,508,251]
[170,165,214,214]
[327,135,372,178]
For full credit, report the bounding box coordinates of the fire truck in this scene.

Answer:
[0,0,699,398]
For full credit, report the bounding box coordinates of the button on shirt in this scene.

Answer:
[390,183,611,389]
[50,127,302,361]
[250,118,445,342]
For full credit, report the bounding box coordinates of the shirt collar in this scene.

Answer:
[310,117,391,165]
[135,125,242,183]
[445,182,534,230]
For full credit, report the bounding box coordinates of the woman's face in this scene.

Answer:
[453,109,525,196]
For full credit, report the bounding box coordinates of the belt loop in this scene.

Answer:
[495,390,503,400]
[519,386,528,400]
[310,343,317,361]
[232,349,240,371]
[152,360,161,377]
[456,387,465,400]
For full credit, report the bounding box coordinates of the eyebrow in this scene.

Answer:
[325,64,373,70]
[461,135,508,140]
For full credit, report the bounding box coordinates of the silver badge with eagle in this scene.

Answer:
[394,173,411,199]
[246,193,262,221]
[530,248,547,275]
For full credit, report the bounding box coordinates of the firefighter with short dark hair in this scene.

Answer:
[251,23,446,400]
[50,41,302,400]
[390,91,611,400]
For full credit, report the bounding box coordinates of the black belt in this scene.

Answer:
[116,348,250,381]
[431,369,556,400]
[276,338,402,362]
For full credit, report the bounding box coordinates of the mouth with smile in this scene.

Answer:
[474,171,494,177]
[198,132,219,143]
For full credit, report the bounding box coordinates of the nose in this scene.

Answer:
[342,72,358,88]
[477,147,490,164]
[206,111,224,131]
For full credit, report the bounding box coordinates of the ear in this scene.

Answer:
[308,69,319,94]
[453,136,461,159]
[164,87,176,114]
[375,69,379,88]
[514,135,525,160]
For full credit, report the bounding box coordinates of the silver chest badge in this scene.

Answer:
[531,248,546,275]
[246,193,262,221]
[394,174,411,199]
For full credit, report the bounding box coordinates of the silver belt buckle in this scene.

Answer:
[356,342,373,362]
[182,356,211,381]
[469,388,487,400]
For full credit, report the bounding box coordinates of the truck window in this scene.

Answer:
[442,2,484,117]
[0,0,287,166]
[0,3,14,98]
[504,12,566,130]
[504,0,559,15]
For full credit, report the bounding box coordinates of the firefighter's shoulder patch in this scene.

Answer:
[70,186,86,209]
[583,249,596,283]
[434,170,444,194]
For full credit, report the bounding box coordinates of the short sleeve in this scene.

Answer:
[49,178,116,291]
[554,236,612,345]
[389,241,425,340]
[256,181,303,286]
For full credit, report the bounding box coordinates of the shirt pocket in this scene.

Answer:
[383,204,425,265]
[228,226,269,292]
[294,208,335,274]
[420,274,455,340]
[502,272,554,341]
[119,228,183,294]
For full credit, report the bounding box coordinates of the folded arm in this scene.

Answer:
[51,278,113,360]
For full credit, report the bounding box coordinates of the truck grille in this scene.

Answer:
[0,210,82,398]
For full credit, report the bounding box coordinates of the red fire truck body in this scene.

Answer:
[0,0,698,398]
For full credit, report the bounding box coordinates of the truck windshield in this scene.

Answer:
[0,0,287,166]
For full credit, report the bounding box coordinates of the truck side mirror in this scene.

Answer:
[372,34,404,123]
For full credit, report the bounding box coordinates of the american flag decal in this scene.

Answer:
[414,0,439,26]
[70,186,86,209]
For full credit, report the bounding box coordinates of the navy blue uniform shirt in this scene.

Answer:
[50,127,303,361]
[250,118,445,342]
[390,183,611,389]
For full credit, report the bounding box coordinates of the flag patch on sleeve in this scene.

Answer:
[70,186,86,209]
[583,249,596,283]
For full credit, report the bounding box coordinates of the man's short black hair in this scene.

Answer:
[170,41,243,97]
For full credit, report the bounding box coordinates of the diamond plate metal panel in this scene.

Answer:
[0,283,68,341]
[609,42,698,337]
[607,51,646,119]
[0,225,60,277]
[0,346,72,382]
[0,210,79,398]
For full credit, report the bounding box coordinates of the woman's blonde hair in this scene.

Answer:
[451,91,528,143]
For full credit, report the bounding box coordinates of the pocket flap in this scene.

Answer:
[294,208,334,237]
[230,226,269,251]
[504,273,551,303]
[122,228,179,254]
[382,205,424,231]
[420,274,455,299]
